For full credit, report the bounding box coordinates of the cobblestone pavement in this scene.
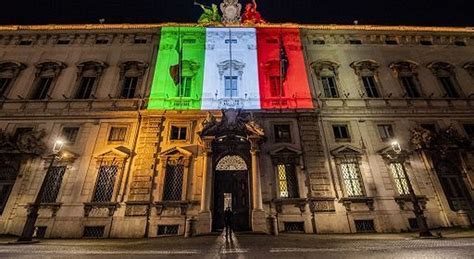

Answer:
[1,231,474,258]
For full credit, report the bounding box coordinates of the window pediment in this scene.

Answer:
[217,60,245,78]
[76,60,108,77]
[270,146,302,164]
[0,61,26,76]
[330,145,364,158]
[119,60,149,78]
[94,147,130,161]
[34,60,67,77]
[159,146,193,158]
[389,61,419,75]
[350,60,379,75]
[427,61,455,75]
[310,60,340,78]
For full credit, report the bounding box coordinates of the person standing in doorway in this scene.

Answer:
[224,207,233,239]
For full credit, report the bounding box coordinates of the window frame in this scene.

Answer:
[61,126,80,144]
[336,156,366,197]
[167,122,193,143]
[273,124,293,143]
[377,124,395,142]
[107,126,129,143]
[332,124,351,142]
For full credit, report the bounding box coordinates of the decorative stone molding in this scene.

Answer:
[273,198,308,213]
[217,59,245,79]
[427,61,455,75]
[389,61,419,76]
[124,201,149,216]
[83,202,119,217]
[310,60,340,78]
[34,60,67,77]
[394,195,428,210]
[76,60,108,77]
[339,197,375,212]
[350,60,380,76]
[269,146,302,165]
[309,197,336,213]
[0,129,47,155]
[37,202,62,217]
[118,60,149,79]
[154,201,192,216]
[220,0,242,24]
[410,125,470,153]
[463,62,474,77]
[330,145,364,158]
[0,61,26,77]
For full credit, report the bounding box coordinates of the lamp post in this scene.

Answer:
[17,139,64,242]
[391,141,433,237]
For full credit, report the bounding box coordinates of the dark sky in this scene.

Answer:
[1,0,473,27]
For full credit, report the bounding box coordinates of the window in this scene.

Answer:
[277,163,299,198]
[108,127,127,142]
[313,39,325,45]
[385,40,398,45]
[13,127,33,141]
[83,226,105,238]
[0,161,19,214]
[454,41,466,47]
[95,38,109,44]
[463,124,474,139]
[31,77,53,100]
[57,39,71,45]
[75,77,96,99]
[19,39,33,46]
[339,157,364,197]
[92,165,118,202]
[163,160,184,201]
[224,76,238,97]
[40,166,67,203]
[270,76,285,97]
[361,76,380,98]
[121,76,138,98]
[420,40,433,46]
[157,225,179,235]
[400,76,421,98]
[134,38,147,44]
[178,76,192,97]
[332,125,350,141]
[349,39,362,45]
[377,125,394,142]
[355,220,375,232]
[61,127,79,143]
[389,163,410,195]
[0,78,12,97]
[170,126,187,141]
[321,76,339,98]
[274,124,292,143]
[438,76,460,98]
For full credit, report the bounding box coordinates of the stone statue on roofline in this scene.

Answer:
[220,0,242,24]
[195,2,222,25]
[242,0,266,24]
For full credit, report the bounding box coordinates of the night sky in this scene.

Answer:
[1,0,473,27]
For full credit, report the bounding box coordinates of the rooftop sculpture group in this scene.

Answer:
[195,0,266,25]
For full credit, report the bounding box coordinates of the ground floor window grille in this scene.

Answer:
[355,219,375,232]
[389,162,410,195]
[340,157,364,197]
[284,222,305,232]
[40,166,67,203]
[92,160,119,202]
[157,225,179,235]
[0,163,18,214]
[277,163,299,198]
[162,160,184,201]
[83,226,105,238]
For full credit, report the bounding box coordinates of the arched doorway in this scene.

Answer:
[212,154,250,231]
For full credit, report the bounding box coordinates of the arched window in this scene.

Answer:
[30,61,66,100]
[389,61,423,98]
[216,155,248,171]
[350,60,382,98]
[0,61,26,98]
[427,62,462,98]
[118,61,148,98]
[311,61,340,98]
[74,60,108,99]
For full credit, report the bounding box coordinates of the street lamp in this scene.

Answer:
[17,139,64,243]
[390,141,433,238]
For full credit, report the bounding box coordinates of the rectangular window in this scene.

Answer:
[321,76,339,98]
[269,76,284,97]
[95,38,109,44]
[0,78,12,97]
[274,124,292,143]
[389,163,410,195]
[92,165,118,202]
[277,163,299,198]
[0,164,18,214]
[362,76,380,98]
[170,126,187,141]
[385,40,398,45]
[40,166,67,203]
[134,38,147,44]
[377,124,394,142]
[163,161,184,201]
[57,39,71,45]
[83,226,105,238]
[224,76,238,97]
[13,127,33,141]
[31,77,53,100]
[454,41,466,47]
[349,39,362,45]
[438,76,460,98]
[463,124,474,139]
[19,39,33,46]
[61,127,79,143]
[75,77,96,99]
[332,125,350,141]
[420,40,433,46]
[121,76,138,98]
[340,158,364,197]
[157,225,179,235]
[355,220,375,232]
[178,76,192,97]
[312,39,325,45]
[400,76,421,98]
[108,127,127,142]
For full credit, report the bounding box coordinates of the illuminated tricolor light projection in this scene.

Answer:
[148,27,314,110]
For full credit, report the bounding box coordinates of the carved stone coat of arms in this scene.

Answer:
[220,0,242,24]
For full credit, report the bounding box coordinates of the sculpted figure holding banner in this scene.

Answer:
[242,0,266,24]
[195,2,222,24]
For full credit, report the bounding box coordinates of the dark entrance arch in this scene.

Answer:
[212,135,251,232]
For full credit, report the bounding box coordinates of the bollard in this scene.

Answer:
[268,215,279,236]
[185,217,196,238]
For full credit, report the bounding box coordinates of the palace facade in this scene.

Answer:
[0,22,473,238]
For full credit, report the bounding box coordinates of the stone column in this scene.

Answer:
[197,136,214,234]
[249,136,266,232]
